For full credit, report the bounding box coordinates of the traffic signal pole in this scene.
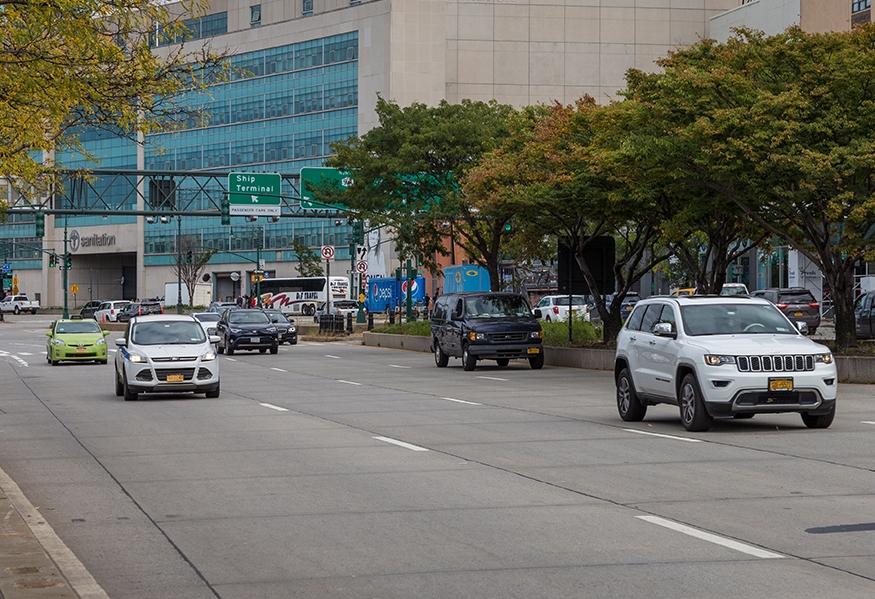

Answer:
[62,217,69,319]
[177,215,183,314]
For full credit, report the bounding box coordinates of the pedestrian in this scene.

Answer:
[235,295,243,308]
[424,293,431,317]
[250,295,256,308]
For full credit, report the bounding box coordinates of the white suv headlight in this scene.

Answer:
[128,352,148,363]
[201,349,217,361]
[815,353,833,364]
[704,354,736,366]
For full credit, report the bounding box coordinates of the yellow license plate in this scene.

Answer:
[794,311,803,317]
[166,373,184,382]
[76,348,87,353]
[769,378,793,392]
[527,347,540,354]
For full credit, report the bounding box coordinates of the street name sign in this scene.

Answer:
[228,173,281,216]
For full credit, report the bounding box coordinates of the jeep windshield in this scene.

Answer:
[681,304,797,336]
[466,296,532,318]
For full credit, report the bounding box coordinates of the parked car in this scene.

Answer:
[855,290,875,339]
[116,300,164,322]
[46,318,111,365]
[263,309,298,344]
[0,294,39,315]
[755,287,820,335]
[314,299,358,323]
[93,300,131,322]
[208,301,238,313]
[533,295,591,322]
[614,295,836,432]
[216,309,279,355]
[430,292,544,371]
[79,300,107,320]
[113,315,220,401]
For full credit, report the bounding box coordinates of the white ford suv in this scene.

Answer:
[614,296,837,431]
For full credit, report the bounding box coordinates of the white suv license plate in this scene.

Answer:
[768,377,794,392]
[250,337,260,343]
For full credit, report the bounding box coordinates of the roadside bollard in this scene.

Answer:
[367,312,374,330]
[346,312,353,334]
[389,310,395,325]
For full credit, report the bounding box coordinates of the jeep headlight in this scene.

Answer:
[468,332,486,341]
[201,349,217,362]
[529,330,543,340]
[704,354,736,366]
[815,353,833,364]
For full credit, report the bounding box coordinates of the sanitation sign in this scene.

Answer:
[228,173,281,216]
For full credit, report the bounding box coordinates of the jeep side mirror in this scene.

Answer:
[795,321,808,334]
[652,322,677,339]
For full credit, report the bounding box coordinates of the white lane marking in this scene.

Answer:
[0,465,111,598]
[271,367,287,372]
[862,421,875,425]
[338,380,361,386]
[389,364,411,369]
[373,436,429,452]
[637,516,785,559]
[259,403,289,412]
[443,397,482,406]
[18,352,33,356]
[11,355,28,367]
[477,376,507,381]
[326,355,341,359]
[624,429,702,443]
[224,357,237,362]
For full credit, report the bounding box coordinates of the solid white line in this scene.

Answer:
[338,380,361,386]
[259,403,289,412]
[861,421,875,425]
[477,376,507,381]
[373,436,429,451]
[224,357,237,362]
[443,397,482,406]
[389,364,411,369]
[325,354,341,359]
[624,428,702,443]
[270,367,287,372]
[637,516,785,559]
[0,466,111,598]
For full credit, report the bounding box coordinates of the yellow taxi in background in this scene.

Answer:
[671,288,697,297]
[46,318,110,365]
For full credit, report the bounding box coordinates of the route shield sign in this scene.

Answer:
[300,167,350,210]
[228,173,281,216]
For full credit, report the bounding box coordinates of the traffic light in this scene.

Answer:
[186,250,193,264]
[352,221,364,245]
[35,213,44,237]
[64,253,72,269]
[504,222,512,232]
[220,197,230,225]
[48,254,56,268]
[395,267,403,281]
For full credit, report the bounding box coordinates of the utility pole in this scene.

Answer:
[176,215,183,314]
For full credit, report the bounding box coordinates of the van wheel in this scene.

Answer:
[616,367,646,421]
[496,358,509,367]
[434,342,449,367]
[529,353,544,370]
[679,373,712,432]
[462,345,477,371]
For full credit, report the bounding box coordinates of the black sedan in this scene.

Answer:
[216,309,279,355]
[263,309,297,345]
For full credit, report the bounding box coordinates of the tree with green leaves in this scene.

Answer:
[325,97,518,290]
[621,25,875,347]
[292,241,324,277]
[0,0,225,205]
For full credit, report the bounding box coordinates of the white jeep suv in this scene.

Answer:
[614,296,836,431]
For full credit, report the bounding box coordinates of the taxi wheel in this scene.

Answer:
[115,369,124,396]
[123,377,138,401]
[205,383,220,399]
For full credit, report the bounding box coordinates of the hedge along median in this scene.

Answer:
[362,332,875,384]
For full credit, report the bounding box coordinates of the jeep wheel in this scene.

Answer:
[679,373,712,432]
[496,358,509,367]
[616,367,646,422]
[801,403,835,429]
[529,353,544,370]
[462,345,477,371]
[434,341,449,367]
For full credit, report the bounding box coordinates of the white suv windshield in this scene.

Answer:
[131,321,206,345]
[681,304,796,336]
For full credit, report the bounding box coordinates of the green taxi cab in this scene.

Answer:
[46,319,111,365]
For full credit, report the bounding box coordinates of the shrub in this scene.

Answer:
[541,319,602,347]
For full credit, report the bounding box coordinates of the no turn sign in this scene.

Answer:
[321,245,335,259]
[355,260,369,274]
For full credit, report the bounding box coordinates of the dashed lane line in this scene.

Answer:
[637,516,785,559]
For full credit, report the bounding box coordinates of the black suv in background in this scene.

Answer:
[430,292,544,371]
[216,309,279,355]
[116,300,164,322]
[752,287,820,335]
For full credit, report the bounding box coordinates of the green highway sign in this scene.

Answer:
[300,167,350,210]
[228,172,282,216]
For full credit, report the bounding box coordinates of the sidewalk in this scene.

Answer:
[0,491,77,598]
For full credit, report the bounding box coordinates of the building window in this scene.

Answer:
[303,0,313,15]
[853,0,871,12]
[251,5,261,27]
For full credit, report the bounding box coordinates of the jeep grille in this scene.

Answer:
[736,355,814,372]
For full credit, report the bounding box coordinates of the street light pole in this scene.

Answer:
[62,215,69,319]
[176,215,183,314]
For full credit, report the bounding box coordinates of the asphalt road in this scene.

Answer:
[0,314,874,598]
